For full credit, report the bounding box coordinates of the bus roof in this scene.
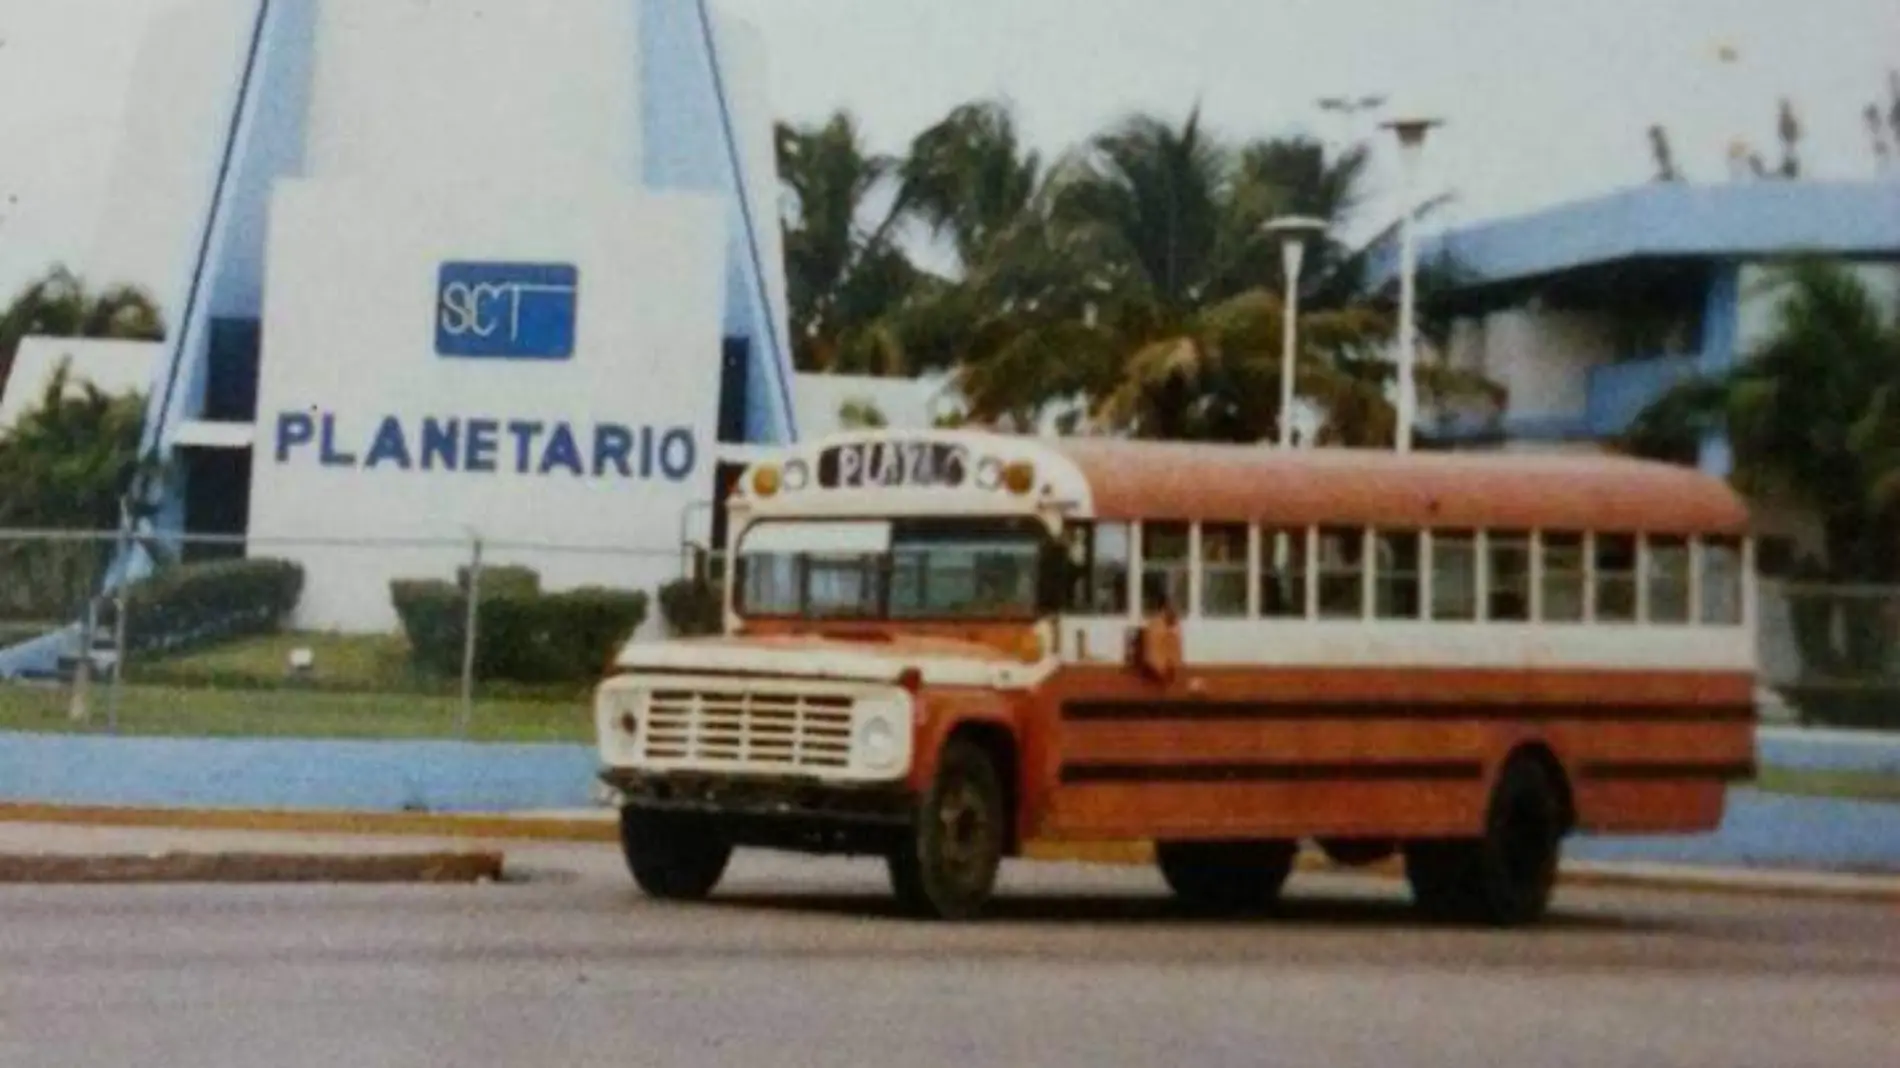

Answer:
[1041,438,1750,535]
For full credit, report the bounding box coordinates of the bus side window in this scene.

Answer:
[1259,528,1308,618]
[1431,530,1479,621]
[1317,527,1366,620]
[1200,523,1249,618]
[1647,535,1692,624]
[1595,533,1638,623]
[1142,522,1191,615]
[1488,530,1531,621]
[1700,536,1745,625]
[1375,530,1423,620]
[1068,522,1131,616]
[1542,532,1586,623]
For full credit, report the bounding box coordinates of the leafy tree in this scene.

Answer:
[0,357,156,621]
[837,397,888,429]
[1626,261,1900,583]
[775,113,920,375]
[0,266,165,397]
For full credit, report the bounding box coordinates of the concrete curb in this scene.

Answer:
[0,851,505,885]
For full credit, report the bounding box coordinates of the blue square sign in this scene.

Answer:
[435,262,579,360]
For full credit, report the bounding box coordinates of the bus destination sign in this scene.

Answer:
[819,440,970,490]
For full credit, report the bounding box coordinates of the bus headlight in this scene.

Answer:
[853,697,911,774]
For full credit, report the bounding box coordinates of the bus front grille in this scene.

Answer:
[640,687,855,772]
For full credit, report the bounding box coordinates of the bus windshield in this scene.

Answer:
[735,517,1049,621]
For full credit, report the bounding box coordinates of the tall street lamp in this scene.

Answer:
[1382,116,1443,454]
[1263,215,1328,449]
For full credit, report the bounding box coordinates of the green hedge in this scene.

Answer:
[114,558,304,657]
[658,577,723,637]
[391,569,647,684]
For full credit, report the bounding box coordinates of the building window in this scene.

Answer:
[1200,524,1249,619]
[1488,531,1532,622]
[1542,532,1586,623]
[1142,522,1191,614]
[1431,530,1479,622]
[1701,536,1745,625]
[1064,522,1130,616]
[1595,534,1638,623]
[1317,527,1366,619]
[1647,535,1691,624]
[1260,528,1308,618]
[1375,531,1423,620]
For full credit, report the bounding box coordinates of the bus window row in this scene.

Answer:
[1063,522,1747,627]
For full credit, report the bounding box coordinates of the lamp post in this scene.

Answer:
[1263,215,1328,449]
[1382,116,1442,454]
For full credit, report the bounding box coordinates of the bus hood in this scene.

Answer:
[608,634,1042,689]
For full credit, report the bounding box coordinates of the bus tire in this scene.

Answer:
[887,737,1007,921]
[619,807,732,902]
[1405,755,1563,926]
[1155,840,1297,914]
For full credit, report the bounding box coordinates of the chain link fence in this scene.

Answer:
[1759,580,1900,731]
[3,534,1894,738]
[0,528,709,742]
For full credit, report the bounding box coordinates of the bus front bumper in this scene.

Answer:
[600,768,917,855]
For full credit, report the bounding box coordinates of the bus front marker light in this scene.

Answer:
[1004,461,1036,495]
[783,460,810,491]
[751,465,782,497]
[975,458,1004,491]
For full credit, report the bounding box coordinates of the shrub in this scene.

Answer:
[658,577,724,637]
[115,558,304,657]
[390,568,647,684]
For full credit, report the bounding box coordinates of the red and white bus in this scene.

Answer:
[595,431,1756,924]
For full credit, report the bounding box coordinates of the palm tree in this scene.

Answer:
[775,113,919,375]
[946,105,1494,443]
[0,266,165,396]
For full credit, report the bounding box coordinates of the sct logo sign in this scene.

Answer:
[435,262,578,360]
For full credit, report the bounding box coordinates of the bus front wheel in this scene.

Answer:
[888,737,1007,920]
[1156,840,1298,914]
[619,807,733,901]
[1404,755,1564,926]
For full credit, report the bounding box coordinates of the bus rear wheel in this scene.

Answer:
[888,737,1007,921]
[619,807,733,902]
[1156,840,1297,915]
[1404,755,1564,926]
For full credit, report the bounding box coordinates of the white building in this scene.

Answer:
[3,0,801,656]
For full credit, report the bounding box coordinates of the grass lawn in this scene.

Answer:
[0,682,591,743]
[1752,766,1900,805]
[0,630,594,743]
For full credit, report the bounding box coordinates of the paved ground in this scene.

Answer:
[1,838,1895,1067]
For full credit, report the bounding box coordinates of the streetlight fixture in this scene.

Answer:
[1382,116,1443,455]
[1263,215,1328,449]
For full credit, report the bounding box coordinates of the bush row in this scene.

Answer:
[391,571,648,684]
[114,558,304,657]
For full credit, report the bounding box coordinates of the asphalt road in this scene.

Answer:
[1,844,1895,1067]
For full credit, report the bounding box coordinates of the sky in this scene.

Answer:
[0,0,1894,303]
